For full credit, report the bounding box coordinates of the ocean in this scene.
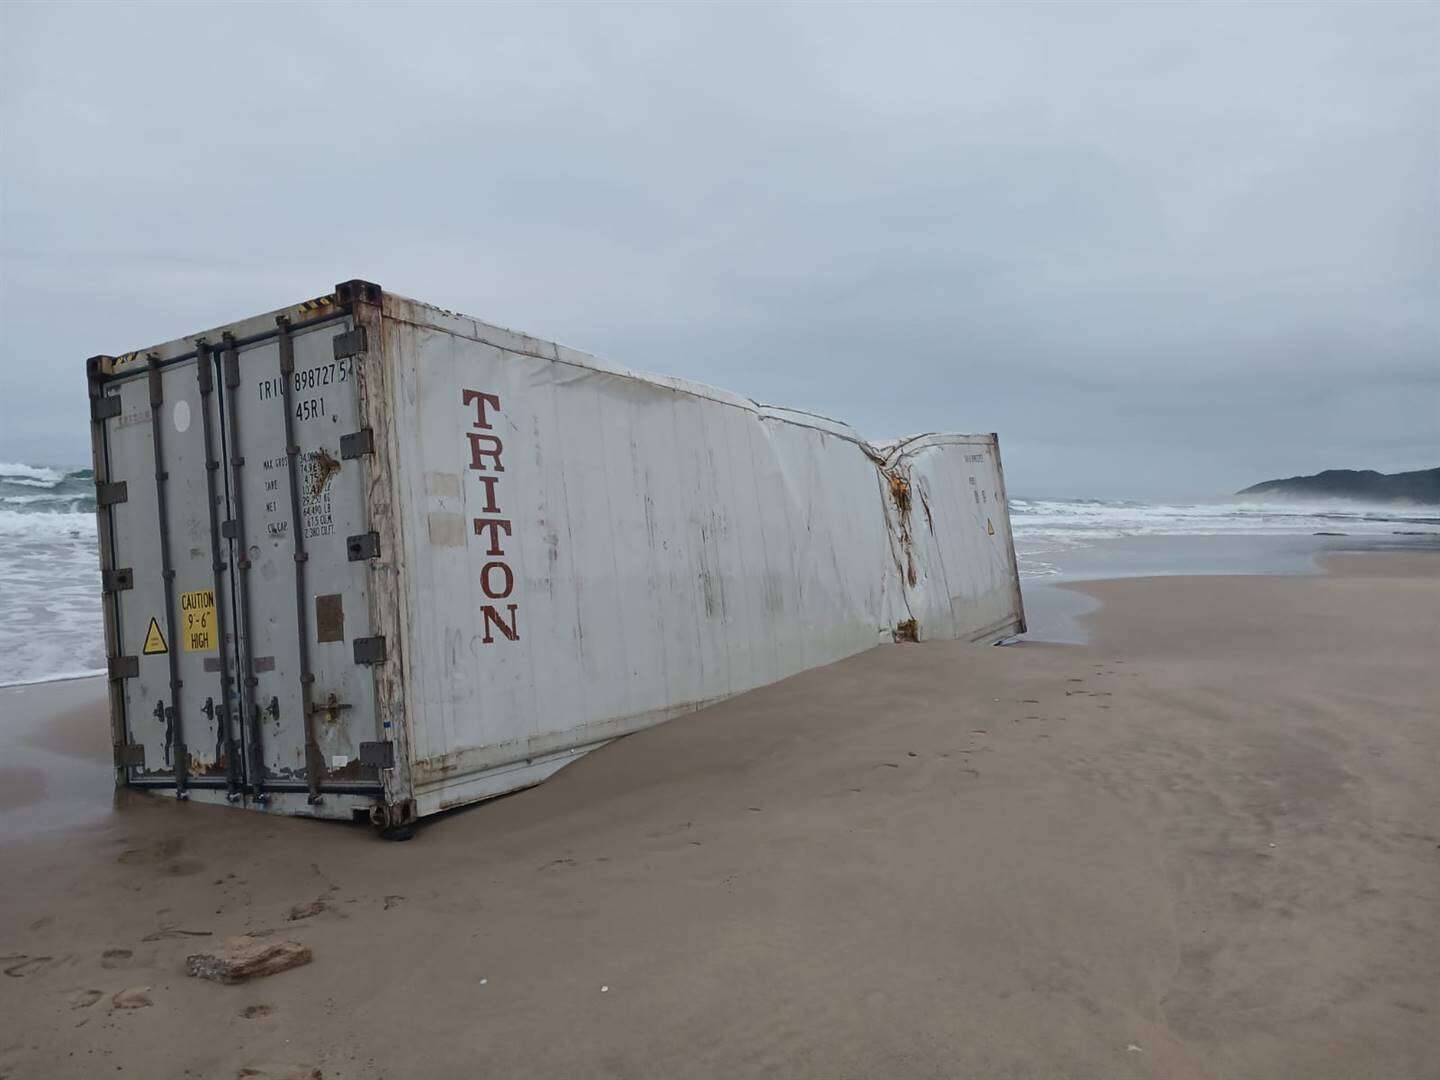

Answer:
[1,460,1436,688]
[1,463,105,689]
[1008,496,1440,579]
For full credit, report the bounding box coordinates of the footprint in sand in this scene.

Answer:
[141,928,212,942]
[3,955,51,978]
[100,949,132,969]
[285,898,329,922]
[66,988,103,1010]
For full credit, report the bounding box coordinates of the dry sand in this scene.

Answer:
[0,552,1436,1079]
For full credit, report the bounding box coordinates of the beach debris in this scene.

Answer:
[600,985,609,993]
[187,935,312,984]
[111,987,152,1010]
[1125,1044,1144,1053]
[383,895,405,910]
[480,978,488,986]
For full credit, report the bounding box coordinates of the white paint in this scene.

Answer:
[384,291,1025,806]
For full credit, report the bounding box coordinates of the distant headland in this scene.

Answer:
[1238,467,1440,504]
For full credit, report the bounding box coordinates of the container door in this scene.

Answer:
[93,315,384,806]
[215,318,383,799]
[96,356,239,792]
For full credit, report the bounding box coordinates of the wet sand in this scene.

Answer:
[1,552,1437,1079]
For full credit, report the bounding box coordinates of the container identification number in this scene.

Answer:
[294,397,326,422]
[256,357,353,424]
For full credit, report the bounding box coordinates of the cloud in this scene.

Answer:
[2,2,1435,494]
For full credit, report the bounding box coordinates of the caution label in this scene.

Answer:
[180,588,218,652]
[142,617,168,655]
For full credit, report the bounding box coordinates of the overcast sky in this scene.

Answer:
[2,3,1435,497]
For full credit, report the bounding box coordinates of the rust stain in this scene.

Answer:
[187,752,229,778]
[885,468,918,586]
[893,618,919,643]
[310,447,341,496]
[326,758,376,782]
[889,473,911,516]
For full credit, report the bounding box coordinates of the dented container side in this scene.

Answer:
[881,435,1027,642]
[381,295,1023,816]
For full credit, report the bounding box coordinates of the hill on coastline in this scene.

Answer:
[1238,467,1440,504]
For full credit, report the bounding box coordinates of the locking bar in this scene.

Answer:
[219,332,266,802]
[146,354,188,797]
[277,315,324,805]
[195,338,244,800]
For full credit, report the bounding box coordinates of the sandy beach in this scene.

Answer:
[1,551,1437,1079]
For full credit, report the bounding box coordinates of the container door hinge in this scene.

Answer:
[91,395,122,421]
[359,741,395,769]
[102,567,134,594]
[115,742,146,767]
[340,428,374,459]
[96,481,128,507]
[346,531,380,561]
[353,636,386,665]
[108,655,139,680]
[333,327,367,360]
[220,518,240,540]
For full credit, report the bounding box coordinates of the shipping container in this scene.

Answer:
[87,280,1025,833]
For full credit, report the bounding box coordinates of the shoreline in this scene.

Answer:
[1,545,1436,1078]
[0,668,107,691]
[1019,530,1440,642]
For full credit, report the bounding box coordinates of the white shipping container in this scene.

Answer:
[87,280,1025,833]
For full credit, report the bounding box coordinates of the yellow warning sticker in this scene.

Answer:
[986,517,995,536]
[180,589,218,652]
[142,617,168,655]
